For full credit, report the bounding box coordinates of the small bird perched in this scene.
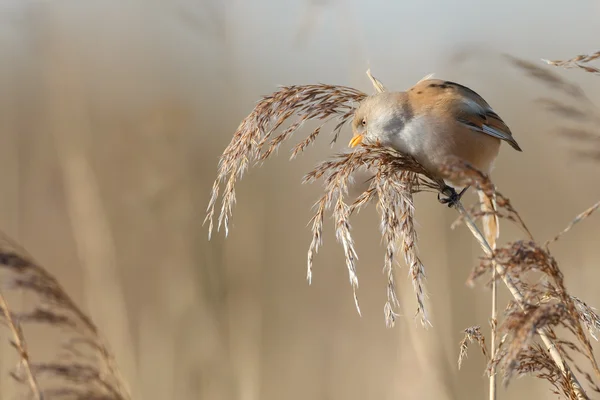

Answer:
[349,78,522,206]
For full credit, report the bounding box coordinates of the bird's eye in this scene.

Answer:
[361,118,366,126]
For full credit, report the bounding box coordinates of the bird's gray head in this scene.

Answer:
[349,91,411,148]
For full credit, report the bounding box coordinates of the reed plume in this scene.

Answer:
[205,75,442,326]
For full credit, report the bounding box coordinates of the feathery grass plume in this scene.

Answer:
[303,144,441,325]
[358,72,434,325]
[0,233,130,399]
[543,51,600,75]
[494,302,575,384]
[542,283,600,344]
[473,239,600,376]
[514,343,583,399]
[493,297,600,398]
[206,70,445,326]
[496,242,600,379]
[204,83,367,238]
[458,326,489,369]
[441,158,598,398]
[464,235,600,397]
[397,172,430,326]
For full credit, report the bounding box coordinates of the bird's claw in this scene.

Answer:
[438,186,469,208]
[437,192,458,208]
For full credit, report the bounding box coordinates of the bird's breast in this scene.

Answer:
[393,114,501,182]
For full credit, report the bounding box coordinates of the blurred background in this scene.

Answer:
[0,0,599,398]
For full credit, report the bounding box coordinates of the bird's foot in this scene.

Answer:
[437,186,470,208]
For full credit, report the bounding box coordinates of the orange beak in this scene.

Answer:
[348,134,364,148]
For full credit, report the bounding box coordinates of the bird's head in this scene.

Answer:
[349,92,411,149]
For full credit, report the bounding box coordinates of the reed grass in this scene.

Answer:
[206,66,600,399]
[0,233,131,399]
[1,53,598,399]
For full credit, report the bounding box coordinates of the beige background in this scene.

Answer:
[0,0,599,399]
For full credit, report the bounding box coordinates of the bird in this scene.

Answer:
[348,77,522,206]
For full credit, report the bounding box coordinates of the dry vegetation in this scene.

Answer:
[0,233,131,399]
[206,57,600,400]
[0,50,599,399]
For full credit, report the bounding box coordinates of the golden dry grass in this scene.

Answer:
[0,3,599,399]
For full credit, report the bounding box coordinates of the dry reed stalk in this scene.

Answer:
[478,189,499,400]
[489,256,498,400]
[0,233,131,399]
[0,291,42,399]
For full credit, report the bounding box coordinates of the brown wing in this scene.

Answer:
[413,79,523,151]
[446,81,522,151]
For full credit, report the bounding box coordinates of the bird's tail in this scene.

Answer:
[478,190,499,250]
